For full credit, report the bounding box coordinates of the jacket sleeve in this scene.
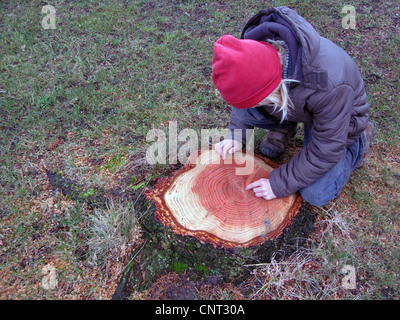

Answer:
[269,84,355,198]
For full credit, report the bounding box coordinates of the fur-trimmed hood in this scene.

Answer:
[241,7,326,90]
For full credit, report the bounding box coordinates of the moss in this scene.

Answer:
[193,263,208,275]
[173,262,189,273]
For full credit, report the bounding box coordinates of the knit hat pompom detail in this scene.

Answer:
[212,35,282,109]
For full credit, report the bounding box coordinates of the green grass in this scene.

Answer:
[1,0,399,299]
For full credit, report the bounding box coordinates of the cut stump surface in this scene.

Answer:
[146,150,303,248]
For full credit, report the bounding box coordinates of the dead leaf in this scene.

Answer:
[41,264,58,290]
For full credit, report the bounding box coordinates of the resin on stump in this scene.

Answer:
[145,149,303,248]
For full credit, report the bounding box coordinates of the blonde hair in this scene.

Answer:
[257,41,298,122]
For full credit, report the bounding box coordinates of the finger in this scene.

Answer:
[252,186,265,194]
[246,182,256,190]
[214,141,223,149]
[246,181,262,190]
[229,143,240,154]
[221,143,233,160]
[214,142,224,156]
[253,193,271,200]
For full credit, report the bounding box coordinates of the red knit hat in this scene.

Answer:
[212,35,282,109]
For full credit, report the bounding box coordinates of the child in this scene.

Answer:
[212,7,375,206]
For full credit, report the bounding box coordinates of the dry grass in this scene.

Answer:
[86,201,142,267]
[246,204,360,300]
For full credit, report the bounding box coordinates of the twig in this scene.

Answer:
[106,240,147,284]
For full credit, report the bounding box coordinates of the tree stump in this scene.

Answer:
[146,150,303,248]
[113,150,315,297]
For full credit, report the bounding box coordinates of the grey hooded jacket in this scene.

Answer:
[233,7,370,198]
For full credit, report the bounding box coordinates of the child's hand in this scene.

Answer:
[246,178,277,200]
[213,139,242,160]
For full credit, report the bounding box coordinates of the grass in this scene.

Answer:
[1,0,399,299]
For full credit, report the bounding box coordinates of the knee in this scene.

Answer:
[300,186,333,206]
